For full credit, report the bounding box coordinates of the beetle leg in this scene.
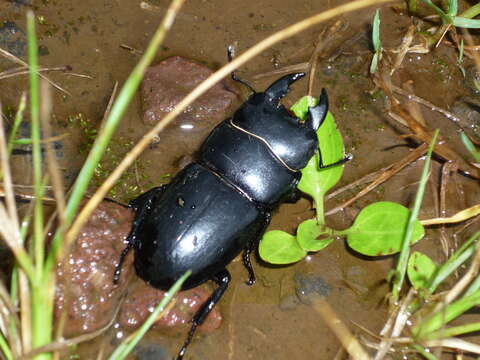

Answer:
[242,213,271,286]
[113,185,167,284]
[242,241,256,286]
[317,152,353,170]
[264,72,306,103]
[176,269,231,360]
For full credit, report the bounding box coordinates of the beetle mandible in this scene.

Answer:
[114,68,349,360]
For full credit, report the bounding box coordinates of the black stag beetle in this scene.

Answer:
[114,60,350,359]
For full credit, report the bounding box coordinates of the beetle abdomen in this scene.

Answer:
[133,163,265,290]
[200,121,300,207]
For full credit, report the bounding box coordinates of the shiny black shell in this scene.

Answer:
[130,73,327,290]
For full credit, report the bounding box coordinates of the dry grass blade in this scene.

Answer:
[326,144,428,215]
[308,20,344,95]
[0,104,20,230]
[0,280,21,358]
[0,66,71,81]
[421,204,480,225]
[391,85,466,130]
[0,48,70,95]
[311,295,371,360]
[40,80,67,224]
[326,163,394,200]
[393,104,480,179]
[251,62,310,80]
[67,0,394,245]
[390,24,415,76]
[374,289,416,360]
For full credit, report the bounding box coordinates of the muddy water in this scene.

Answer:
[1,0,480,359]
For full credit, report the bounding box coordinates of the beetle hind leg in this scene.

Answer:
[113,185,167,284]
[176,269,231,360]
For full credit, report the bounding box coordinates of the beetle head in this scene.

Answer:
[231,73,329,171]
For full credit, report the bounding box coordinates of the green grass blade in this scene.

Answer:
[414,289,480,338]
[422,322,480,340]
[447,0,458,16]
[428,232,479,293]
[460,132,480,162]
[372,9,381,52]
[392,130,439,301]
[107,271,191,360]
[461,2,480,18]
[27,11,45,279]
[0,331,13,360]
[7,93,27,156]
[452,16,480,28]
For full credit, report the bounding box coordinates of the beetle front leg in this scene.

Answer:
[113,185,167,284]
[176,269,231,360]
[317,150,353,170]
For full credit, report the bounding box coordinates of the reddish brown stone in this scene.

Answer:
[141,56,237,125]
[55,200,134,336]
[119,279,222,333]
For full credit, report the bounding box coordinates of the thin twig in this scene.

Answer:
[326,144,428,215]
[0,48,70,95]
[312,295,371,360]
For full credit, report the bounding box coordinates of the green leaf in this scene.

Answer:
[298,112,345,202]
[452,16,480,28]
[346,201,425,256]
[407,251,437,290]
[447,0,458,16]
[259,230,307,264]
[290,95,317,119]
[372,9,381,52]
[297,219,334,251]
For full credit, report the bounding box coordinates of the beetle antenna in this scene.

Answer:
[227,45,256,94]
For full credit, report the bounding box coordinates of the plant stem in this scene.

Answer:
[392,130,438,302]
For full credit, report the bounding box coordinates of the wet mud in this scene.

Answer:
[1,0,480,359]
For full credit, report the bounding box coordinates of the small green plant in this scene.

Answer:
[259,96,426,267]
[370,9,382,74]
[460,131,480,162]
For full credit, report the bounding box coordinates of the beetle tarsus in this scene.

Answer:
[176,269,231,360]
[113,241,134,284]
[264,72,305,103]
[243,245,256,286]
